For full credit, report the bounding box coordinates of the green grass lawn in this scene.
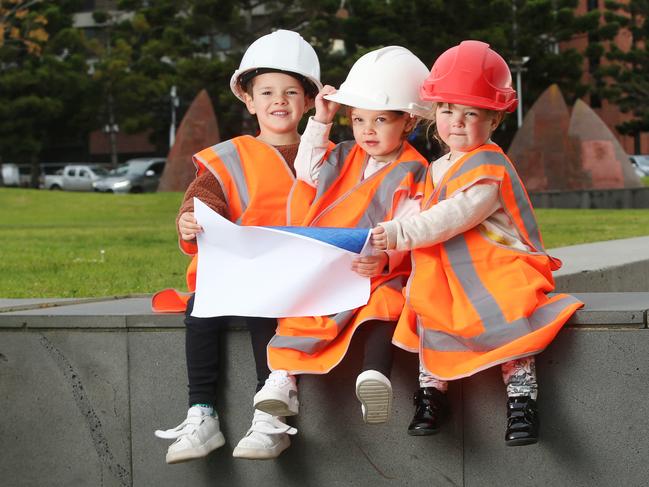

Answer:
[2,187,649,298]
[1,188,187,298]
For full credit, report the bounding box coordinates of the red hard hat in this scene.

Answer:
[420,40,518,112]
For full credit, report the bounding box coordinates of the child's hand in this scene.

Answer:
[371,226,389,250]
[178,211,203,241]
[314,85,340,124]
[351,252,388,278]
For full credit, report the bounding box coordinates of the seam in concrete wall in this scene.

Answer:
[39,334,132,487]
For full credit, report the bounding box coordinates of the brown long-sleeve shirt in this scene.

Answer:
[176,142,300,250]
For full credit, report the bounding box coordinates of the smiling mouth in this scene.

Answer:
[271,111,289,116]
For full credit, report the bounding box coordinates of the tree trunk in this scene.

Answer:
[634,132,641,155]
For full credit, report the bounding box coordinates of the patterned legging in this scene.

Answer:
[419,356,538,400]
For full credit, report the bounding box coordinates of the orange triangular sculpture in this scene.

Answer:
[568,99,642,189]
[508,84,642,191]
[158,89,221,192]
[507,84,581,191]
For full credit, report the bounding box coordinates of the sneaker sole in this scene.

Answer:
[356,379,392,424]
[232,436,290,460]
[166,432,226,464]
[506,437,538,447]
[253,398,298,417]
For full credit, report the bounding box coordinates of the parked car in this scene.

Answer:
[1,163,20,186]
[42,164,109,191]
[43,168,65,190]
[629,155,649,177]
[93,158,166,193]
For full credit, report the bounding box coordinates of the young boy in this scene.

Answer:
[253,46,431,426]
[153,29,322,463]
[370,40,583,445]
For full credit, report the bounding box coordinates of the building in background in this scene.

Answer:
[562,0,649,155]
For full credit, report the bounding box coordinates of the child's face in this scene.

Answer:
[435,103,500,153]
[243,72,311,143]
[350,108,414,163]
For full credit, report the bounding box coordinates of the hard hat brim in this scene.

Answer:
[230,67,323,102]
[324,91,432,118]
[423,93,518,113]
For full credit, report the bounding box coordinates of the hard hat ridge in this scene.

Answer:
[421,40,518,113]
[323,45,432,117]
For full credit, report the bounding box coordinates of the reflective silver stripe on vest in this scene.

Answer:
[213,140,249,223]
[268,335,328,354]
[315,141,357,201]
[356,161,427,228]
[421,293,581,352]
[271,275,404,354]
[443,150,543,251]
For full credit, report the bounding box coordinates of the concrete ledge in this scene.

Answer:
[1,296,649,486]
[551,236,649,292]
[3,293,648,329]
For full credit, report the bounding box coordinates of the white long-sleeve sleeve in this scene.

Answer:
[295,117,332,187]
[380,181,501,251]
[295,117,424,270]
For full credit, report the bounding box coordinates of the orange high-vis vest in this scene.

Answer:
[267,141,428,374]
[395,144,583,380]
[152,135,303,313]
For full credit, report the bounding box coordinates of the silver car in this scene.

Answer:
[93,158,166,193]
[629,155,649,177]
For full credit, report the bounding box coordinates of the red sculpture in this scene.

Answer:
[507,84,580,191]
[507,84,641,191]
[569,99,642,189]
[158,89,221,192]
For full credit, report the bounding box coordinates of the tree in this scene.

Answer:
[593,0,649,154]
[326,0,589,153]
[0,0,95,187]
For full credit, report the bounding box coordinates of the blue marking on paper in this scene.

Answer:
[269,226,370,254]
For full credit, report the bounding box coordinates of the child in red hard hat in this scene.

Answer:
[370,40,583,446]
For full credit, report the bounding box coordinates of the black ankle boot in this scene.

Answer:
[407,387,449,436]
[505,395,539,446]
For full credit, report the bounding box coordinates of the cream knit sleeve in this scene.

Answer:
[295,117,332,187]
[379,182,500,251]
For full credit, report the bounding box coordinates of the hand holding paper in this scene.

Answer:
[191,198,372,318]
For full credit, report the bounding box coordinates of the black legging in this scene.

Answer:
[357,319,396,378]
[184,295,276,407]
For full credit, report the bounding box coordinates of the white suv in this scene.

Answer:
[44,164,109,191]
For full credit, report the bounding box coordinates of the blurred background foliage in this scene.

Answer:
[0,0,637,168]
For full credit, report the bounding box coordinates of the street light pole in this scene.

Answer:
[105,91,119,168]
[169,85,179,148]
[510,57,530,128]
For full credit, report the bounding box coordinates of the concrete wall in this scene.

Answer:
[1,294,648,487]
[530,186,649,209]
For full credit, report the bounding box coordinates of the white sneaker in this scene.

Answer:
[253,370,299,416]
[355,370,392,424]
[232,409,297,460]
[154,406,226,464]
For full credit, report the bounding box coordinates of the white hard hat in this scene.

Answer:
[324,46,432,117]
[230,29,322,101]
